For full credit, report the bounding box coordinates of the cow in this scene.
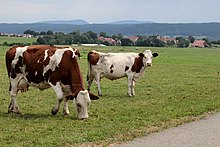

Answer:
[5,45,99,119]
[87,50,158,96]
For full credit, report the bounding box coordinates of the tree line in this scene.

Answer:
[29,30,196,47]
[1,29,216,47]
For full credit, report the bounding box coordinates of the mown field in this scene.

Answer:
[0,36,36,44]
[1,39,220,146]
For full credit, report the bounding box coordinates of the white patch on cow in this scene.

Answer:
[49,82,64,114]
[35,71,37,76]
[44,49,49,61]
[74,90,91,119]
[143,50,153,66]
[37,49,49,63]
[49,82,63,99]
[11,46,28,68]
[43,48,76,76]
[96,52,137,79]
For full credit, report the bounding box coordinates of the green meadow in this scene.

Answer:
[0,36,36,44]
[1,41,220,146]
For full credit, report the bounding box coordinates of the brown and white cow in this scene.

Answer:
[87,50,158,96]
[6,45,99,119]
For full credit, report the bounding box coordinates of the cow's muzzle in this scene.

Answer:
[147,63,152,67]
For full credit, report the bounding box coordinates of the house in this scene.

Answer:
[125,36,139,43]
[160,37,177,43]
[98,36,117,45]
[192,40,208,47]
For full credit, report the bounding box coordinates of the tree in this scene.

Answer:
[188,36,195,43]
[121,38,133,46]
[46,30,54,35]
[24,30,39,36]
[99,32,107,38]
[177,38,190,48]
[86,31,97,40]
[36,37,46,44]
[166,40,176,47]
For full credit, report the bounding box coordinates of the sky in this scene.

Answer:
[1,0,220,24]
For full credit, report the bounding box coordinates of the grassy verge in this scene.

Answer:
[0,46,220,146]
[0,36,36,44]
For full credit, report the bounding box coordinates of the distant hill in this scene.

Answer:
[106,20,154,24]
[1,22,220,40]
[39,19,89,25]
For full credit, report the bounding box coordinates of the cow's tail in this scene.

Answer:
[86,52,93,91]
[5,49,14,92]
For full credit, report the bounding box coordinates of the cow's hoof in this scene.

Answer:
[8,107,21,114]
[51,108,59,115]
[63,110,70,115]
[127,94,133,97]
[8,110,22,114]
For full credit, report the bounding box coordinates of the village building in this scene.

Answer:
[160,37,177,44]
[98,36,117,45]
[192,40,208,47]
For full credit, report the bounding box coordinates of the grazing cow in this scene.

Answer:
[87,50,158,96]
[5,45,99,119]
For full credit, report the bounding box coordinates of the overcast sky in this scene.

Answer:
[1,0,219,23]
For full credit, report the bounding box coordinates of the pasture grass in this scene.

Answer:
[0,36,36,44]
[1,45,220,146]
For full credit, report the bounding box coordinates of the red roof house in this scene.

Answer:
[192,40,208,47]
[98,36,117,45]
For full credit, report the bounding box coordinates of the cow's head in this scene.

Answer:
[72,48,81,59]
[66,90,99,119]
[142,50,158,67]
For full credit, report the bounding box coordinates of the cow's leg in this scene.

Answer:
[8,81,21,114]
[131,80,135,96]
[87,72,94,91]
[94,74,102,96]
[127,76,133,97]
[49,82,64,115]
[63,98,70,115]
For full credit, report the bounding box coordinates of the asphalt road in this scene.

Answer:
[113,112,220,147]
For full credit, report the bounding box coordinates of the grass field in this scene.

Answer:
[1,44,220,146]
[0,36,36,44]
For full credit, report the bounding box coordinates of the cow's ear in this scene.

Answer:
[139,53,144,57]
[153,53,158,57]
[65,93,77,100]
[88,92,99,100]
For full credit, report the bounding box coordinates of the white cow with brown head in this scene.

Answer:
[87,50,158,96]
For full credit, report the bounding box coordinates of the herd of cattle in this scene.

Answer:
[5,45,158,119]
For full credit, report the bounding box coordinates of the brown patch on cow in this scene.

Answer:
[87,52,100,66]
[131,53,144,73]
[110,64,114,73]
[24,46,55,83]
[125,66,129,72]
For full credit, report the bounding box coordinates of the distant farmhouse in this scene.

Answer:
[192,40,209,48]
[159,37,177,44]
[98,36,117,45]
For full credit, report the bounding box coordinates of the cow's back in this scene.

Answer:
[6,45,82,90]
[89,52,138,80]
